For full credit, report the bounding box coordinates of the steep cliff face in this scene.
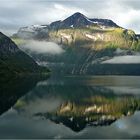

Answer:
[0,32,49,77]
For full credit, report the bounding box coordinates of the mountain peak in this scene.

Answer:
[50,12,119,29]
[70,12,86,18]
[59,12,91,28]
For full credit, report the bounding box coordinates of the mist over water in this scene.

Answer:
[102,55,140,64]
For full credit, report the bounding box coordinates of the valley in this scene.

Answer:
[1,10,140,139]
[11,12,140,75]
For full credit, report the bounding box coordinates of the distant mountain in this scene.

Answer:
[50,12,119,29]
[13,25,49,39]
[13,12,120,39]
[0,32,49,77]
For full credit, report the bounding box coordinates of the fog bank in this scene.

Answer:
[21,40,64,55]
[102,55,140,64]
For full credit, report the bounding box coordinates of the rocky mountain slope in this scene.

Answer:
[49,12,119,29]
[0,32,49,77]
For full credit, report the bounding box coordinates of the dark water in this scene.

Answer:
[0,75,140,139]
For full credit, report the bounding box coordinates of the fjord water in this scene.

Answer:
[0,75,140,139]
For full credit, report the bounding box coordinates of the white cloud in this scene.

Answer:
[21,40,65,55]
[34,3,86,24]
[102,55,140,64]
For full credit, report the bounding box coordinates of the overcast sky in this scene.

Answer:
[0,0,140,36]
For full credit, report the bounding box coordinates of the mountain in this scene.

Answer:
[12,12,140,75]
[13,25,49,39]
[50,12,119,29]
[0,32,49,77]
[13,12,120,39]
[13,12,140,50]
[47,13,139,51]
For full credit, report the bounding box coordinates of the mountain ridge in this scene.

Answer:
[50,12,120,29]
[0,31,50,77]
[13,12,122,39]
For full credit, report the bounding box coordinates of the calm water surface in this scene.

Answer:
[0,75,140,139]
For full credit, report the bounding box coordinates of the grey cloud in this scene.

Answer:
[0,0,140,35]
[121,0,140,10]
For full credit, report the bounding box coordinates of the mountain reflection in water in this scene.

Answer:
[0,76,140,138]
[14,76,140,132]
[0,75,48,116]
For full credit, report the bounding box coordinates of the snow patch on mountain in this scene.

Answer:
[60,33,71,39]
[85,17,99,24]
[85,33,104,41]
[70,25,74,28]
[19,25,48,32]
[85,34,97,41]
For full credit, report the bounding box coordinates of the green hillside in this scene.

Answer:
[49,26,140,51]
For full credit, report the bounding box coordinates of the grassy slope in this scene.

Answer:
[12,26,140,52]
[49,26,140,51]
